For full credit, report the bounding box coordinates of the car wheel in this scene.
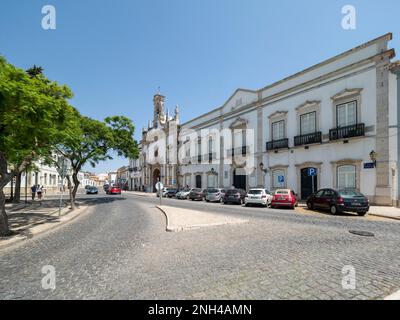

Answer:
[307,202,314,210]
[357,211,368,216]
[330,205,338,215]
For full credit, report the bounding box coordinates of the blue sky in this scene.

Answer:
[1,0,399,173]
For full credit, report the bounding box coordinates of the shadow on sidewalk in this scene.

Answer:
[5,196,126,235]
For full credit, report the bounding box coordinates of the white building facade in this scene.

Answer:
[136,33,399,206]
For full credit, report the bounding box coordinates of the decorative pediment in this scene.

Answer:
[268,111,288,120]
[229,117,248,129]
[331,88,363,101]
[296,100,320,111]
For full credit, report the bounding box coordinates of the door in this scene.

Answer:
[233,169,246,190]
[321,189,335,209]
[195,175,202,188]
[313,189,325,209]
[152,169,160,193]
[301,168,318,200]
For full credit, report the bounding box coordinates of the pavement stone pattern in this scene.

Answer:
[0,193,399,300]
[157,205,248,232]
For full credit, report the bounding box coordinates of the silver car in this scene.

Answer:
[205,188,226,203]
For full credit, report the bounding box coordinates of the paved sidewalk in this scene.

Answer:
[1,199,89,250]
[369,206,400,220]
[157,205,248,232]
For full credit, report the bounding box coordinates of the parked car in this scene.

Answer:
[107,186,122,195]
[306,188,369,216]
[157,187,170,198]
[271,189,298,209]
[86,186,98,194]
[205,188,226,203]
[245,189,273,207]
[222,189,247,205]
[103,184,110,192]
[176,188,193,200]
[189,188,205,201]
[165,189,179,198]
[84,185,92,190]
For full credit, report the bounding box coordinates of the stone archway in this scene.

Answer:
[152,168,160,192]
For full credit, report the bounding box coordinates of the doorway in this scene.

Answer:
[153,168,160,192]
[195,175,202,188]
[301,167,318,200]
[233,168,246,190]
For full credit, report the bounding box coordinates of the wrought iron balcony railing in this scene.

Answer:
[294,132,322,146]
[329,123,365,141]
[266,138,289,151]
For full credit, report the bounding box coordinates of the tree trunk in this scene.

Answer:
[12,172,22,203]
[0,188,10,236]
[72,171,80,204]
[66,176,75,210]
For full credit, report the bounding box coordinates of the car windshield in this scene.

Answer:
[338,190,364,197]
[193,189,202,192]
[248,190,262,195]
[276,190,289,195]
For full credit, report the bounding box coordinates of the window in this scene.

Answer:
[208,137,213,154]
[185,143,190,158]
[300,112,316,135]
[323,189,335,198]
[272,120,285,140]
[315,190,324,197]
[337,101,357,128]
[337,165,356,189]
[207,175,217,188]
[233,129,245,148]
[272,170,285,189]
[197,138,201,156]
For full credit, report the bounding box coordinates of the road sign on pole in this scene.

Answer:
[156,180,164,206]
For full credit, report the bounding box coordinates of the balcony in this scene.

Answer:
[266,139,289,151]
[294,132,322,146]
[329,123,365,141]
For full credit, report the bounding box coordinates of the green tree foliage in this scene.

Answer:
[54,114,139,208]
[0,56,73,235]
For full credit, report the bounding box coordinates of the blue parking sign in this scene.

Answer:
[308,168,317,176]
[278,176,285,183]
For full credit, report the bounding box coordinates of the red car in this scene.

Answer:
[271,189,298,209]
[107,186,122,195]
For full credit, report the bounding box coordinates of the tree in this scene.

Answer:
[53,114,139,209]
[0,56,73,236]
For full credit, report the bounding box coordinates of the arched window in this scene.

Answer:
[337,165,356,189]
[272,169,285,189]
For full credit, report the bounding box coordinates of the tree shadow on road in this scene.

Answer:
[5,196,127,236]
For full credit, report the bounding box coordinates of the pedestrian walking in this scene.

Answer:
[37,184,43,200]
[31,185,37,200]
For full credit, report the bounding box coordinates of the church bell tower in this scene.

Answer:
[153,92,165,125]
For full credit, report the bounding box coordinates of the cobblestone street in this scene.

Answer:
[1,192,399,300]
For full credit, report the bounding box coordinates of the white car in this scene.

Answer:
[176,188,193,200]
[245,189,273,207]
